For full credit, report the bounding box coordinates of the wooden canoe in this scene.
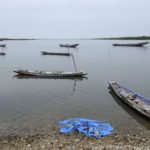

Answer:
[41,51,71,56]
[113,42,149,47]
[14,74,87,80]
[0,52,6,55]
[0,44,6,47]
[59,44,79,48]
[13,70,87,78]
[109,81,150,118]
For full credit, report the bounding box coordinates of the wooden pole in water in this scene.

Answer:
[71,53,78,72]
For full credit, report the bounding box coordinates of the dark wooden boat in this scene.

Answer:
[14,70,87,78]
[41,51,71,56]
[59,44,79,48]
[14,74,87,80]
[109,81,150,118]
[113,41,149,47]
[0,52,6,55]
[0,44,6,47]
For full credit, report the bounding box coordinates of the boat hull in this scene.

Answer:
[14,70,87,78]
[59,44,79,48]
[109,81,150,119]
[113,42,149,47]
[0,44,6,47]
[41,51,70,56]
[0,52,6,55]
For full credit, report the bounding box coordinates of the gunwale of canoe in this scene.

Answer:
[109,81,150,118]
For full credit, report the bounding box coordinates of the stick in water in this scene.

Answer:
[71,53,78,72]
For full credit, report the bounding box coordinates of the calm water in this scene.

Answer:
[0,40,150,137]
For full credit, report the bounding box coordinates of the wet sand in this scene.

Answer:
[0,131,150,150]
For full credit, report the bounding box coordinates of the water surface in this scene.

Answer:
[0,40,150,136]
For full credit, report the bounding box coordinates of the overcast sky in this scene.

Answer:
[0,0,150,38]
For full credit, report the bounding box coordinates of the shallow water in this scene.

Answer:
[0,40,150,136]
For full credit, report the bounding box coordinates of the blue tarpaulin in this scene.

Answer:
[59,118,113,138]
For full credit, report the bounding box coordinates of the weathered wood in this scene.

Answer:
[113,42,149,47]
[109,81,150,118]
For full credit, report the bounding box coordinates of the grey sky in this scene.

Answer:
[0,0,150,38]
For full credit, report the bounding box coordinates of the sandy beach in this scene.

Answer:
[0,131,150,150]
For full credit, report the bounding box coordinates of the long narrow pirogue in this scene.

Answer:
[59,44,79,48]
[0,52,6,55]
[13,70,87,78]
[41,51,70,56]
[109,81,150,118]
[112,41,149,47]
[0,44,6,47]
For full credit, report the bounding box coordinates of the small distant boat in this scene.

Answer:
[109,81,150,118]
[41,51,71,56]
[112,41,149,47]
[0,52,6,55]
[59,44,79,48]
[0,44,6,47]
[13,70,87,78]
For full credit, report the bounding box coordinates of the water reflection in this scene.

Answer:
[108,90,150,130]
[0,39,150,136]
[13,75,88,95]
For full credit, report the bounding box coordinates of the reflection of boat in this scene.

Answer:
[0,44,6,47]
[109,81,150,119]
[59,44,79,48]
[13,70,87,78]
[113,41,149,47]
[41,51,70,56]
[0,52,6,55]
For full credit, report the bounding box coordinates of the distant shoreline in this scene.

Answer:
[0,38,36,41]
[1,36,150,41]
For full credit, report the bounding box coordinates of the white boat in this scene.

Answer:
[13,70,87,78]
[109,81,150,118]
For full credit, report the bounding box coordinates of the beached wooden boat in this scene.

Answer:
[41,51,71,56]
[59,44,79,48]
[0,52,6,55]
[113,41,149,47]
[0,44,6,47]
[109,81,150,118]
[13,70,87,78]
